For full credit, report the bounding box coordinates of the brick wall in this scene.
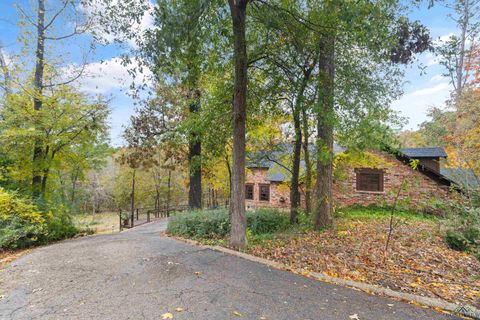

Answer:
[245,168,291,209]
[333,152,453,209]
[245,152,455,212]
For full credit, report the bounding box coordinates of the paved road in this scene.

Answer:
[0,220,460,320]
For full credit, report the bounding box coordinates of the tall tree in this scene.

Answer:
[314,27,336,229]
[140,0,226,209]
[437,0,480,99]
[31,0,47,198]
[311,0,431,229]
[228,0,249,249]
[16,0,95,199]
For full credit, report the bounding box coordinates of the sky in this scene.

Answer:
[0,1,459,146]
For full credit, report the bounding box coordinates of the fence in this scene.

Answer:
[119,197,231,231]
[119,204,190,231]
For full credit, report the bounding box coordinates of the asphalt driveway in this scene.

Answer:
[0,220,461,320]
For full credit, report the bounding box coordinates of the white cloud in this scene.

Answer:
[429,74,447,83]
[67,57,152,94]
[411,82,450,97]
[434,32,455,45]
[391,82,451,129]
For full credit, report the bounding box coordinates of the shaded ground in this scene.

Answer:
[0,220,461,320]
[248,212,480,308]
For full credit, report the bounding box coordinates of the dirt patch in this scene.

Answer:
[248,217,480,308]
[0,249,30,270]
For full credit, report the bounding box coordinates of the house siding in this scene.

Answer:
[334,153,452,209]
[245,152,455,212]
[245,168,291,209]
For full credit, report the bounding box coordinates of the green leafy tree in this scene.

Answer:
[0,85,109,200]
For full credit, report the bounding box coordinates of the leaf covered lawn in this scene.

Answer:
[247,211,480,307]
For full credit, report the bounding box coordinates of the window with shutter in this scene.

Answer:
[245,184,254,200]
[259,184,270,201]
[355,168,384,192]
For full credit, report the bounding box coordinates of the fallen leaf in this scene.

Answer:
[175,307,183,312]
[194,271,202,276]
[232,311,243,317]
[161,312,173,319]
[349,314,360,320]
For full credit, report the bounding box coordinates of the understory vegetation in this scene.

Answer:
[0,188,78,250]
[167,208,290,241]
[445,202,480,259]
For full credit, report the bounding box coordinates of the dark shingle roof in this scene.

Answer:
[440,168,479,189]
[401,147,447,158]
[247,143,345,182]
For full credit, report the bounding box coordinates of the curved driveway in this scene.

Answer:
[0,220,460,320]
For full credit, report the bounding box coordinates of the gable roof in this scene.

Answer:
[440,168,479,189]
[401,147,447,158]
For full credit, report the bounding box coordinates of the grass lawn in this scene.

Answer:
[245,207,480,308]
[72,211,120,234]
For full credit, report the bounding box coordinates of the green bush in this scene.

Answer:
[166,208,289,239]
[246,208,289,234]
[44,209,78,241]
[0,188,46,249]
[445,230,469,251]
[444,203,480,256]
[0,188,78,250]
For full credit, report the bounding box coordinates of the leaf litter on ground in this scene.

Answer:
[247,216,480,308]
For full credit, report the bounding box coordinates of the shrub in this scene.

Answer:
[247,208,289,234]
[44,209,78,242]
[444,202,480,256]
[0,188,46,249]
[167,209,229,239]
[445,230,469,251]
[166,208,289,239]
[0,188,78,250]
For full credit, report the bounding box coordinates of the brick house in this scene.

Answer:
[245,146,478,210]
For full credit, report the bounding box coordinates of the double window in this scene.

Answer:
[245,183,270,201]
[356,168,384,192]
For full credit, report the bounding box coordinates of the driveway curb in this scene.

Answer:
[172,236,480,319]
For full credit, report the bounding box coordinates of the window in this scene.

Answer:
[356,169,384,192]
[245,184,254,200]
[259,184,270,201]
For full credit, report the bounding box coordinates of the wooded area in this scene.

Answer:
[0,0,478,252]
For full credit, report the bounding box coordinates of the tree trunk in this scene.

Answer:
[130,169,136,217]
[314,34,335,230]
[188,90,202,209]
[41,168,49,196]
[71,169,79,204]
[290,80,308,224]
[456,0,469,99]
[228,0,248,249]
[31,0,46,199]
[166,169,171,216]
[301,105,312,214]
